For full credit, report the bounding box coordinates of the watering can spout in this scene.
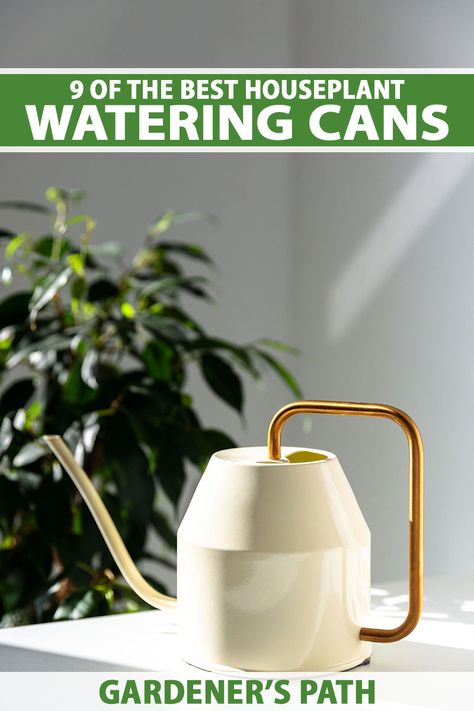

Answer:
[44,397,423,672]
[43,435,177,611]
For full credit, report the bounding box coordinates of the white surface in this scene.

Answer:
[0,577,472,672]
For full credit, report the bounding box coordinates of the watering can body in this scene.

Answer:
[45,399,423,673]
[178,446,371,672]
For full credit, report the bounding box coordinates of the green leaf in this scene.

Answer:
[150,510,177,550]
[147,211,175,236]
[12,441,47,467]
[194,429,237,470]
[33,235,72,259]
[0,200,50,215]
[0,189,303,625]
[142,552,176,570]
[87,242,123,258]
[1,266,13,286]
[200,353,243,412]
[147,210,213,238]
[256,338,301,356]
[67,253,85,277]
[0,474,21,527]
[45,187,86,205]
[7,334,73,369]
[0,379,35,417]
[62,359,96,406]
[0,292,32,330]
[144,306,202,334]
[88,278,120,302]
[139,275,209,299]
[26,401,42,418]
[80,350,99,389]
[0,328,13,353]
[142,340,175,382]
[71,276,86,301]
[53,589,108,621]
[121,384,180,434]
[30,267,72,323]
[120,302,136,319]
[254,350,302,397]
[103,414,155,526]
[154,441,186,507]
[141,315,187,342]
[187,337,259,378]
[158,241,213,264]
[13,408,26,431]
[0,417,13,455]
[65,214,96,231]
[5,233,30,258]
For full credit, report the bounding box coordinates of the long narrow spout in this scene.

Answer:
[44,435,177,611]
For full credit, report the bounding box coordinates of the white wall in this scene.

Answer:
[0,154,294,446]
[1,0,474,584]
[292,1,474,581]
[0,0,296,450]
[0,0,296,593]
[0,0,292,68]
[290,153,474,581]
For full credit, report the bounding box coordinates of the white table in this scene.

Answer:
[0,577,472,672]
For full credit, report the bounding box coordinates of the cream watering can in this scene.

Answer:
[44,399,423,673]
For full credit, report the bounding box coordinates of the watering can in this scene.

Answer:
[44,399,423,673]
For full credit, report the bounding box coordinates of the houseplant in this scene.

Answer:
[0,188,300,626]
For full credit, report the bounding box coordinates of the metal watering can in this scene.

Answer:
[45,399,423,673]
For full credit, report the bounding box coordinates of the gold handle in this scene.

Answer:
[267,400,423,643]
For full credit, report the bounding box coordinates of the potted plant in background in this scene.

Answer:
[0,188,300,626]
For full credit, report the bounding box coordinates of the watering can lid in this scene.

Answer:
[212,445,336,465]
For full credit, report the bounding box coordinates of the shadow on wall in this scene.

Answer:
[327,154,474,342]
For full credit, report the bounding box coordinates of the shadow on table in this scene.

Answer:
[373,640,474,672]
[3,640,473,673]
[0,643,147,671]
[371,580,474,626]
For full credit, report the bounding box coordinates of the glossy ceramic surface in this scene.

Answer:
[177,446,372,672]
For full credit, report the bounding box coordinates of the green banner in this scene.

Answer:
[0,72,473,149]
